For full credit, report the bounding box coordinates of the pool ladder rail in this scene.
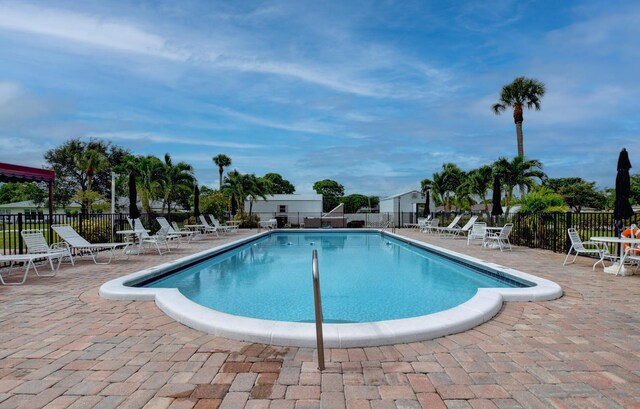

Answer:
[312,249,325,371]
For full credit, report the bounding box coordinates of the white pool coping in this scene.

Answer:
[100,229,563,347]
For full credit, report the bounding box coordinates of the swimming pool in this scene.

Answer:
[141,232,524,322]
[100,229,562,347]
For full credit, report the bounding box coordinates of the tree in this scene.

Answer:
[213,154,232,191]
[222,170,245,216]
[468,165,493,211]
[262,173,295,194]
[133,156,164,213]
[545,177,605,212]
[245,175,272,225]
[519,187,568,213]
[492,76,546,157]
[44,138,128,209]
[0,182,46,206]
[432,163,463,211]
[312,179,345,212]
[159,153,195,217]
[342,194,370,213]
[74,148,109,214]
[493,156,546,215]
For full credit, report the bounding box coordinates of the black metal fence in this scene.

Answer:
[2,210,633,256]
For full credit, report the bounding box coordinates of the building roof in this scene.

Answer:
[0,200,80,209]
[380,190,423,201]
[248,194,322,202]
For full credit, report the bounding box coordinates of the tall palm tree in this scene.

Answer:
[430,172,447,210]
[213,154,232,191]
[468,165,493,212]
[74,148,109,214]
[492,76,546,157]
[134,156,164,213]
[440,163,464,211]
[160,153,195,217]
[222,170,245,216]
[493,155,546,215]
[245,175,273,225]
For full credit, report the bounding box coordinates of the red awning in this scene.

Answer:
[0,162,55,183]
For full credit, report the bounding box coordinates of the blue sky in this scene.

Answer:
[0,0,638,196]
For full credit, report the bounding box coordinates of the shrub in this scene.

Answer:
[234,213,260,228]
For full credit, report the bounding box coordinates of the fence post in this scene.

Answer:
[78,213,84,236]
[564,212,572,254]
[17,213,23,254]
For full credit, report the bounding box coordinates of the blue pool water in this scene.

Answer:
[142,232,525,323]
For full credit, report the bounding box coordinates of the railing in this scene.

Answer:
[312,249,325,371]
[2,210,632,256]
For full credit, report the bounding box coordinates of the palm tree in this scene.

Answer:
[74,148,109,214]
[160,153,195,218]
[222,170,245,216]
[213,154,232,191]
[134,156,164,213]
[492,76,546,157]
[493,156,546,215]
[245,175,273,226]
[440,163,464,211]
[468,165,493,212]
[430,172,447,210]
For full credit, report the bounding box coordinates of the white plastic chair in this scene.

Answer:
[439,216,479,238]
[21,229,74,267]
[141,226,171,255]
[467,222,487,246]
[157,217,194,243]
[433,215,462,235]
[208,215,233,234]
[51,224,127,264]
[563,228,609,270]
[483,223,514,252]
[198,215,219,237]
[422,218,439,234]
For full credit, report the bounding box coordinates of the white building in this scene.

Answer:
[379,190,435,225]
[244,194,323,227]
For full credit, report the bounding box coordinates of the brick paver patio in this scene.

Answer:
[1,229,639,409]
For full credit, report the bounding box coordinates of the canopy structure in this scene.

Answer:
[0,162,55,232]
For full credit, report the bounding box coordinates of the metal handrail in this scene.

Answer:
[312,249,325,371]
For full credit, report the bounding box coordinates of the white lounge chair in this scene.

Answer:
[439,216,478,238]
[157,217,194,243]
[172,221,203,241]
[208,215,235,234]
[198,215,219,237]
[0,253,65,285]
[563,228,610,270]
[51,224,127,264]
[433,215,462,235]
[21,229,74,267]
[483,223,514,252]
[467,222,487,246]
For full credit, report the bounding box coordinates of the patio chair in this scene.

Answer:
[21,229,74,267]
[260,219,277,230]
[483,223,514,252]
[0,253,66,285]
[141,226,172,255]
[433,215,462,235]
[467,222,487,246]
[157,217,194,243]
[198,215,219,237]
[563,228,610,270]
[438,216,478,238]
[51,224,127,264]
[208,215,235,234]
[422,218,439,233]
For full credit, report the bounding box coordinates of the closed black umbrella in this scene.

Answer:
[193,185,200,218]
[423,190,431,217]
[128,172,141,219]
[614,148,634,237]
[491,175,503,216]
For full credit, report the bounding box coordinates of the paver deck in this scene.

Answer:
[1,228,639,409]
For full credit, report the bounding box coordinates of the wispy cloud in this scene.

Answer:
[0,2,187,60]
[88,132,263,149]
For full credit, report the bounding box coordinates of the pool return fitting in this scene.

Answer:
[311,249,325,371]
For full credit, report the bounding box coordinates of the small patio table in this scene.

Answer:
[590,236,640,276]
